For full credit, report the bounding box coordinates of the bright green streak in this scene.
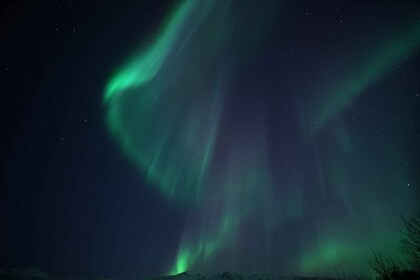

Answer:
[104,0,196,102]
[310,23,420,135]
[103,0,220,204]
[173,251,189,275]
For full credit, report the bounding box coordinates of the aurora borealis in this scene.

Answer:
[103,0,420,276]
[1,0,419,279]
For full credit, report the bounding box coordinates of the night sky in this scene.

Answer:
[1,0,419,279]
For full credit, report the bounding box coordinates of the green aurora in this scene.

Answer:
[103,0,420,276]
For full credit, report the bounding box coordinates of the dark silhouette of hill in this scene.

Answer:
[0,268,337,280]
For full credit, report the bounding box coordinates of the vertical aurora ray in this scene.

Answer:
[104,0,277,274]
[170,123,273,273]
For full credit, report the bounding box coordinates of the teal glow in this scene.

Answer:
[308,23,420,135]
